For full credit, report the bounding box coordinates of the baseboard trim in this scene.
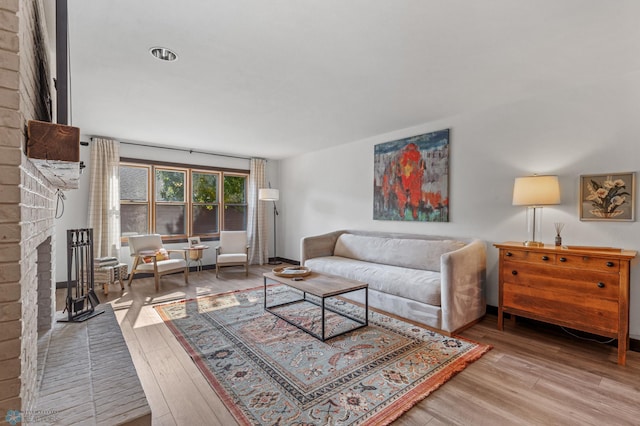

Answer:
[485,305,639,353]
[274,257,299,265]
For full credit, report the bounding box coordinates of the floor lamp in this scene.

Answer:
[259,187,281,265]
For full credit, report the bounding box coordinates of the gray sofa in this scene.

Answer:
[301,230,486,334]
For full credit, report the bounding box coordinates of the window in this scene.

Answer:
[120,164,151,237]
[223,174,248,231]
[192,171,219,235]
[119,161,248,241]
[155,168,186,236]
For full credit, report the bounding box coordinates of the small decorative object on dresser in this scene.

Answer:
[494,242,637,365]
[554,222,564,246]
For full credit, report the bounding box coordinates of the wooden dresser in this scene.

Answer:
[494,242,637,365]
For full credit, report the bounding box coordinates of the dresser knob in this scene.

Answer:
[541,256,549,261]
[597,282,605,288]
[506,252,513,257]
[559,257,567,262]
[512,270,518,276]
[606,261,614,267]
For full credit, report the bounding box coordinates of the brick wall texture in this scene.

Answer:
[0,0,56,417]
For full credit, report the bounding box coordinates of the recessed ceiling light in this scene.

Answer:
[149,47,177,62]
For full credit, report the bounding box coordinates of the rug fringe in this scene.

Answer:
[365,344,493,426]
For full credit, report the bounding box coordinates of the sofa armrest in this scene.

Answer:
[300,230,345,265]
[440,239,487,333]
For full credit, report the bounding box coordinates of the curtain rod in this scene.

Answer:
[86,136,260,161]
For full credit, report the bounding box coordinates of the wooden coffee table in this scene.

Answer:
[263,271,368,341]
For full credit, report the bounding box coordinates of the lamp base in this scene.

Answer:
[523,240,545,247]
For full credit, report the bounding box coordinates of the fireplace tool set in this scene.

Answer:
[59,228,103,322]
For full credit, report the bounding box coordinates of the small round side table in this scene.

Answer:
[182,245,209,273]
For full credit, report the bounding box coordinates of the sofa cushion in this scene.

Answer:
[333,233,465,272]
[306,256,442,306]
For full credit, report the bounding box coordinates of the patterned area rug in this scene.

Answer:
[154,286,491,425]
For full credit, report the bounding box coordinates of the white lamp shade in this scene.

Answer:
[512,175,560,206]
[259,188,279,201]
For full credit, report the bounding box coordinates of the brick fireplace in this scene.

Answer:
[0,0,58,415]
[36,237,54,334]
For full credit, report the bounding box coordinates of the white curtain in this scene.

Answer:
[87,138,121,258]
[247,158,268,264]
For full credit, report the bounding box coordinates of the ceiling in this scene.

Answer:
[58,1,640,159]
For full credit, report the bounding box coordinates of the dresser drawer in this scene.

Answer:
[502,262,620,299]
[502,249,556,265]
[503,283,619,335]
[555,254,620,272]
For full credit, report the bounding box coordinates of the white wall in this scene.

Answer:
[54,142,279,282]
[54,143,91,283]
[278,71,640,339]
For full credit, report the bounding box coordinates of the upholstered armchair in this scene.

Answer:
[215,231,249,278]
[127,234,189,291]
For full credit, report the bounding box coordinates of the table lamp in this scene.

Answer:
[512,175,561,247]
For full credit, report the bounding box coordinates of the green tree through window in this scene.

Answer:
[156,170,185,202]
[224,175,246,204]
[193,173,217,205]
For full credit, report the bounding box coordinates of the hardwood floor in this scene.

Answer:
[57,264,640,425]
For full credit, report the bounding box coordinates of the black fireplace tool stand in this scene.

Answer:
[59,228,103,322]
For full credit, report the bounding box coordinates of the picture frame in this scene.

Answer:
[579,172,635,221]
[189,236,201,247]
[373,129,450,222]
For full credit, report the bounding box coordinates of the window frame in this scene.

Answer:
[119,158,249,243]
[222,172,249,231]
[153,166,187,238]
[119,163,152,238]
[190,169,221,236]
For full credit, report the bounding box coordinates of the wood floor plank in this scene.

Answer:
[55,264,640,425]
[144,345,221,425]
[117,313,172,420]
[151,412,177,426]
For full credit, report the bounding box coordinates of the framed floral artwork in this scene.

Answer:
[580,172,635,221]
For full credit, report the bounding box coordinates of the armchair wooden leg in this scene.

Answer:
[128,257,140,286]
[245,262,248,277]
[152,261,161,291]
[216,264,219,278]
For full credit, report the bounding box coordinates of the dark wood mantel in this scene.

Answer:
[26,120,80,190]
